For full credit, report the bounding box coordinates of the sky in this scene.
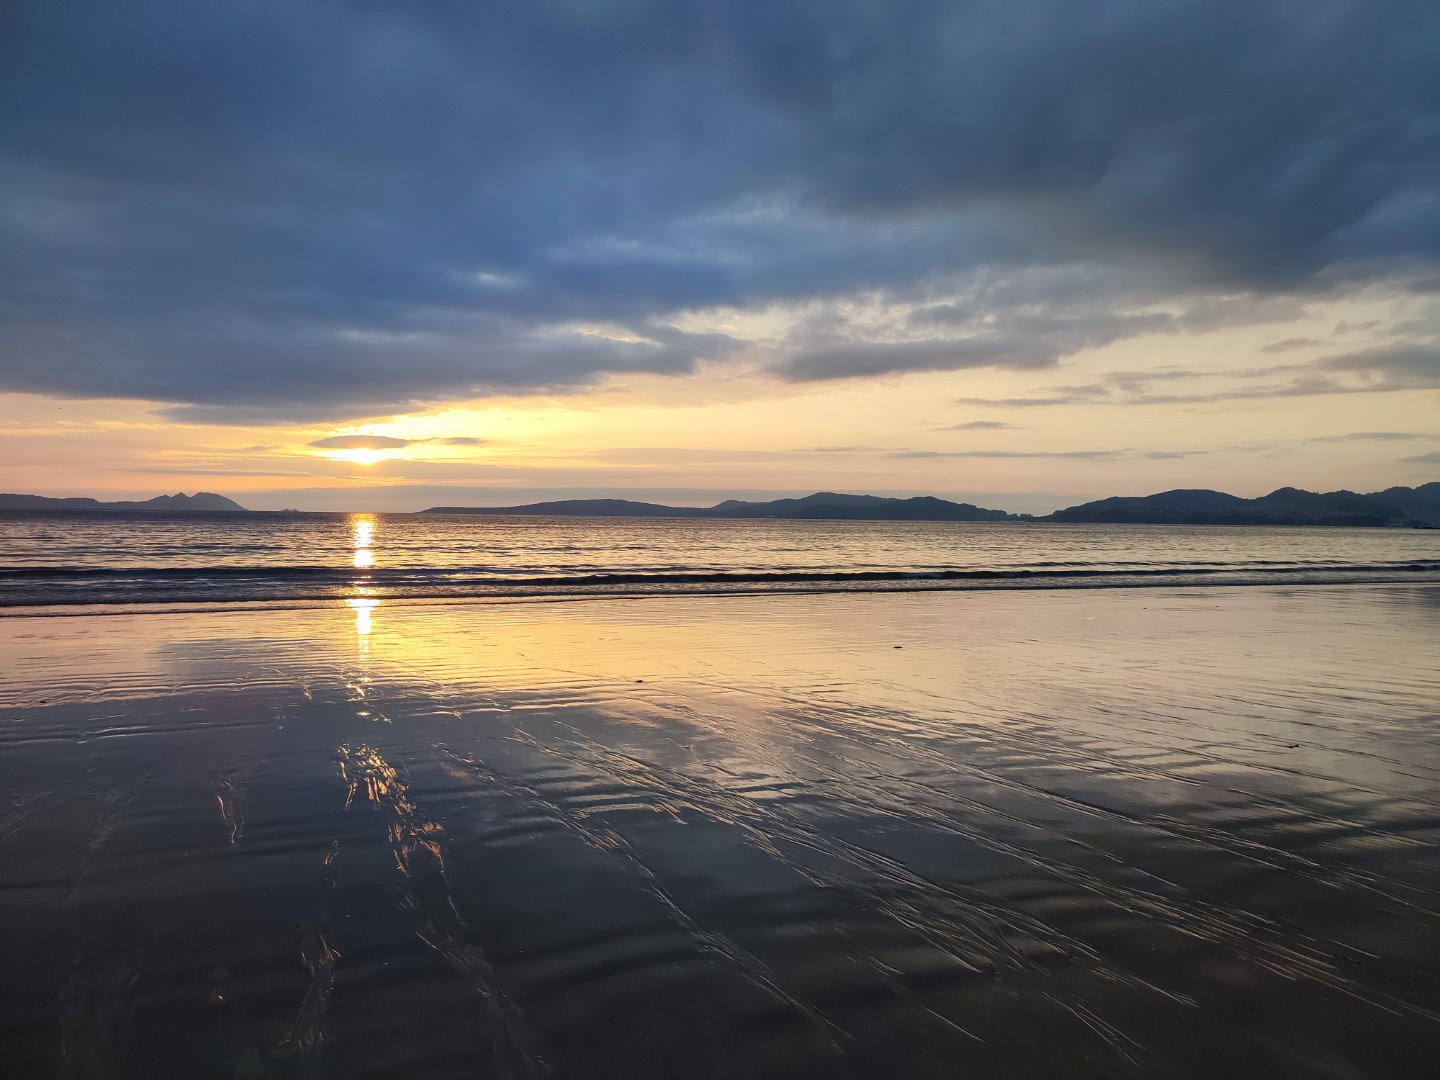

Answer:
[1,0,1438,513]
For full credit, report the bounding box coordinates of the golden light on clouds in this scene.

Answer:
[1,277,1435,513]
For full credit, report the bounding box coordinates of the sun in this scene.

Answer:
[329,448,387,465]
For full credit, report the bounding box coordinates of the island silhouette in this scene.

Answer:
[4,485,1437,526]
[423,484,1440,527]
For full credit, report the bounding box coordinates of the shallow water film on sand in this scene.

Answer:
[2,586,1440,1078]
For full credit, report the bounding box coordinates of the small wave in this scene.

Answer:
[5,560,1438,582]
[3,561,1440,610]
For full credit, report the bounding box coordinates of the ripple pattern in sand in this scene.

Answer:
[1,586,1439,1078]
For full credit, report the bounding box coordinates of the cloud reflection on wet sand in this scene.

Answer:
[1,587,1439,1078]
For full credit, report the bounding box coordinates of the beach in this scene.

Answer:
[3,584,1440,1078]
[8,1,1438,1074]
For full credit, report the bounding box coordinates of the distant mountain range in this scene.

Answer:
[427,484,1440,526]
[1048,484,1440,527]
[0,491,246,512]
[423,491,1015,521]
[4,484,1436,525]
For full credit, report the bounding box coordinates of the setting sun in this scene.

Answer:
[329,448,387,466]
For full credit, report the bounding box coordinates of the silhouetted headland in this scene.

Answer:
[424,492,1015,521]
[424,484,1440,526]
[1049,483,1440,527]
[0,491,245,512]
[7,484,1437,525]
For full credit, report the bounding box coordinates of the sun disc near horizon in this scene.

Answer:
[329,448,387,466]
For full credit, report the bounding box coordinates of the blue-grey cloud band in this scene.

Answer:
[0,0,1436,420]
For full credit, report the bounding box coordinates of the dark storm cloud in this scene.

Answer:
[1,0,1437,415]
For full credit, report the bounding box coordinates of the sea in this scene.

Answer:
[2,509,1439,610]
[4,511,1440,1078]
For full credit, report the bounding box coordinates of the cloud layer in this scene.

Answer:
[1,1,1437,420]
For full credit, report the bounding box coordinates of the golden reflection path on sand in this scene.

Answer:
[347,513,380,650]
[346,598,379,639]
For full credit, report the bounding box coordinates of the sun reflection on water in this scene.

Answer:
[347,515,380,652]
[351,515,375,552]
[347,598,379,637]
[351,514,376,572]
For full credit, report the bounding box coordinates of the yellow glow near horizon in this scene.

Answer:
[3,280,1436,510]
[330,448,387,465]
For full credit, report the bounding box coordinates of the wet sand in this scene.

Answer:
[2,585,1440,1078]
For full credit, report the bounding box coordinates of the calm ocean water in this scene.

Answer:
[2,510,1439,609]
